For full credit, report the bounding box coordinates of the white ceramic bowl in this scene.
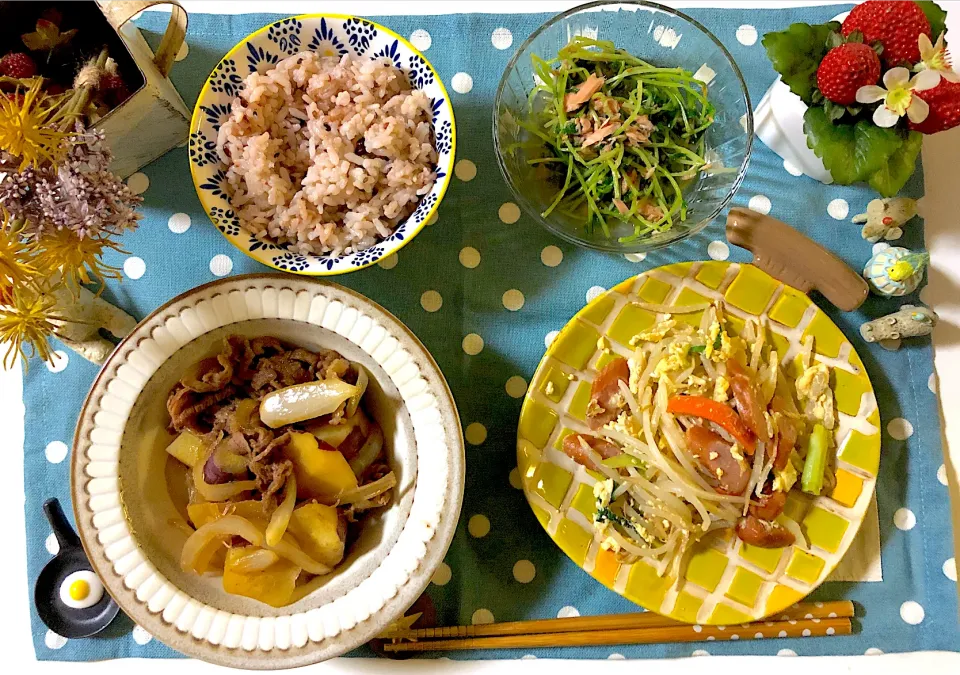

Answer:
[71,275,464,668]
[189,14,456,275]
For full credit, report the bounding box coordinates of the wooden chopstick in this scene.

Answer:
[382,600,853,641]
[383,617,851,653]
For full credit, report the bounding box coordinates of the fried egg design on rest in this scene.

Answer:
[59,570,104,610]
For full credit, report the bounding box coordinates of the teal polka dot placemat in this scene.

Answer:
[23,4,958,661]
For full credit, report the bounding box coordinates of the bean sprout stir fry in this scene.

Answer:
[561,300,837,577]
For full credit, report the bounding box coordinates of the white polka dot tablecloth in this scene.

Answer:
[21,6,957,663]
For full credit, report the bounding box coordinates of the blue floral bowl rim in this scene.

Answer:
[188,13,457,276]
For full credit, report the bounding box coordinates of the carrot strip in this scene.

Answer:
[666,395,756,453]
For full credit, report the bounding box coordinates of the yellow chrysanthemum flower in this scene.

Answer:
[35,228,124,293]
[0,80,74,171]
[0,288,63,369]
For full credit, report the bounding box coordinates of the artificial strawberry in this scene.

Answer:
[99,73,131,106]
[0,52,38,78]
[842,0,931,67]
[909,79,960,133]
[817,42,881,105]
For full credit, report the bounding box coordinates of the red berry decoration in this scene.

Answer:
[0,52,38,78]
[909,79,960,134]
[816,42,882,105]
[842,0,931,67]
[99,73,132,107]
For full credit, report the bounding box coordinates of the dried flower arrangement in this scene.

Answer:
[0,9,142,368]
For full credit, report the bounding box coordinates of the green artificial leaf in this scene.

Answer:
[868,130,923,196]
[823,100,846,122]
[917,1,948,41]
[762,21,841,105]
[845,30,864,45]
[803,108,921,196]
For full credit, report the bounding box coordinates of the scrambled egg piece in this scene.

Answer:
[593,478,614,509]
[703,321,722,359]
[796,362,836,429]
[713,375,730,402]
[606,411,640,438]
[714,330,743,363]
[653,341,692,377]
[764,411,778,439]
[729,443,744,463]
[632,318,677,344]
[627,352,646,395]
[773,453,799,492]
[600,536,621,552]
[545,381,555,396]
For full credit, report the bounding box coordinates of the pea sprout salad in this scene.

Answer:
[520,37,716,241]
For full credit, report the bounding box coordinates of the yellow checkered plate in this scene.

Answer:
[517,261,880,624]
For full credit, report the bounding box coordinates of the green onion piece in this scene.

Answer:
[801,423,830,495]
[690,345,706,354]
[601,454,645,469]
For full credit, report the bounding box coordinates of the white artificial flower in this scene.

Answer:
[856,67,939,127]
[915,33,960,84]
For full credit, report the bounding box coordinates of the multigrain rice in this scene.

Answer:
[217,52,437,256]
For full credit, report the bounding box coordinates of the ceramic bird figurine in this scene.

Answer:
[852,198,918,243]
[863,247,929,297]
[860,305,938,343]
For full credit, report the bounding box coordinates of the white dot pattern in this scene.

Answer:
[505,376,528,398]
[778,649,797,656]
[420,290,443,312]
[894,508,916,530]
[45,630,67,649]
[175,41,189,62]
[900,600,925,625]
[168,213,191,233]
[455,159,477,181]
[545,330,560,348]
[126,172,149,195]
[377,253,398,270]
[827,198,849,220]
[409,29,432,51]
[938,464,948,486]
[472,608,494,625]
[452,72,473,93]
[466,423,487,445]
[132,625,153,645]
[624,252,647,263]
[887,418,914,440]
[502,289,525,311]
[499,202,521,224]
[736,25,758,46]
[586,286,606,303]
[45,350,68,373]
[513,559,536,583]
[468,514,490,537]
[748,194,771,214]
[431,562,452,586]
[462,333,484,355]
[492,27,513,50]
[557,606,580,619]
[209,254,233,277]
[541,245,563,267]
[45,441,68,464]
[509,467,522,489]
[459,246,481,269]
[691,649,710,657]
[123,256,146,280]
[944,557,957,582]
[707,241,729,261]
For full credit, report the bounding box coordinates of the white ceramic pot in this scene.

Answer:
[754,78,833,184]
[754,12,849,184]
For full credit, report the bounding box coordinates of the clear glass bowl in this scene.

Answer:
[493,0,753,254]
